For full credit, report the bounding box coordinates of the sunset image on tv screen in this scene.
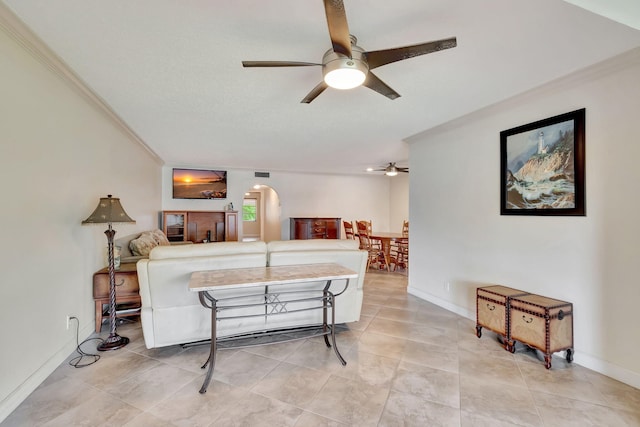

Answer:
[172,169,227,199]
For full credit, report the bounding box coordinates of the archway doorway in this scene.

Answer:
[242,185,281,242]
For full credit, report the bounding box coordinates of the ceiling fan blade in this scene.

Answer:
[242,61,320,67]
[364,37,457,70]
[363,71,401,100]
[323,0,352,57]
[301,81,328,104]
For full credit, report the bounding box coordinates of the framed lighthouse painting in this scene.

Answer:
[500,109,585,216]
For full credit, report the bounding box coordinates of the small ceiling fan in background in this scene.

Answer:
[242,0,457,103]
[368,162,409,176]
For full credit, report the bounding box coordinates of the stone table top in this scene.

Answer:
[189,263,357,292]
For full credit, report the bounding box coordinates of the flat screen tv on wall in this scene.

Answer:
[172,168,227,199]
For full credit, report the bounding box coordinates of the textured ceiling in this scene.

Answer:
[3,0,640,175]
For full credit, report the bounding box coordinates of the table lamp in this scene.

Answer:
[82,194,135,351]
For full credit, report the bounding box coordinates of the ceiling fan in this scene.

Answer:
[369,162,409,176]
[242,0,457,103]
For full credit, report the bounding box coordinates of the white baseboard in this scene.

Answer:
[0,322,94,423]
[572,351,640,389]
[407,285,640,390]
[408,285,475,320]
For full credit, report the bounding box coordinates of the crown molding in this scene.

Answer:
[0,3,163,165]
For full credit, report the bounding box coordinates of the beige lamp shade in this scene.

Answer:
[82,194,135,225]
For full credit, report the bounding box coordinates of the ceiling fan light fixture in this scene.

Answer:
[385,165,399,176]
[241,2,457,104]
[322,49,368,90]
[324,66,366,89]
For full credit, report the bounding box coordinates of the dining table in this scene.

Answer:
[369,231,408,267]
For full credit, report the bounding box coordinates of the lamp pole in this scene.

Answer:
[98,222,129,350]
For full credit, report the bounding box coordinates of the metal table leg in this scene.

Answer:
[198,292,217,394]
[323,279,346,366]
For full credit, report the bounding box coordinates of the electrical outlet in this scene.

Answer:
[66,315,71,330]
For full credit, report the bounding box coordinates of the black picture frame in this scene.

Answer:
[172,168,227,199]
[500,108,585,216]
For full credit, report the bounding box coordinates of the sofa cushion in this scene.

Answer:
[267,239,359,252]
[149,240,267,260]
[115,232,142,259]
[120,255,145,264]
[137,240,269,348]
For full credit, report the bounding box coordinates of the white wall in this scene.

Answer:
[0,12,162,421]
[390,173,409,232]
[162,167,404,239]
[406,48,640,388]
[262,186,281,242]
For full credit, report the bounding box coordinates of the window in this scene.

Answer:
[243,198,257,222]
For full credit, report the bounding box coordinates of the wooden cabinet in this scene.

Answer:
[163,211,187,241]
[162,210,238,243]
[290,217,341,240]
[509,294,573,369]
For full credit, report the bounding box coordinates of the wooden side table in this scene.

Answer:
[93,262,141,333]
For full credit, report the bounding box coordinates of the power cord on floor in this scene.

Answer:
[67,316,103,368]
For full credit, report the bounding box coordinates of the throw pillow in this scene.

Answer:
[129,233,158,257]
[149,229,171,246]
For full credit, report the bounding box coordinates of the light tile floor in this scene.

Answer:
[3,271,640,426]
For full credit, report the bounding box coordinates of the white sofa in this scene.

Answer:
[136,239,367,348]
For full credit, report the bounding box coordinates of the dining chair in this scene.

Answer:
[392,220,409,271]
[356,220,390,271]
[359,219,381,250]
[343,220,355,240]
